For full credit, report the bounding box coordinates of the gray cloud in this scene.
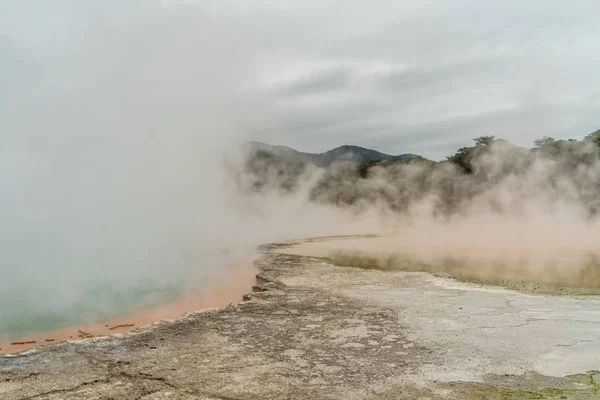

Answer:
[245,1,600,158]
[1,0,599,160]
[0,36,40,105]
[277,67,352,97]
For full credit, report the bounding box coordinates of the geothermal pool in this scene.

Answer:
[284,234,600,295]
[0,263,256,354]
[4,231,599,354]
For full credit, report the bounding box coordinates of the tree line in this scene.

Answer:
[238,128,600,218]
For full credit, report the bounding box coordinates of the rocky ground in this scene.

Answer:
[1,237,599,399]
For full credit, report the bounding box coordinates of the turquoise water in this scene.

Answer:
[0,277,187,340]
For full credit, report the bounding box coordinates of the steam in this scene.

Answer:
[241,138,600,293]
[0,4,377,339]
[2,2,599,339]
[242,138,600,224]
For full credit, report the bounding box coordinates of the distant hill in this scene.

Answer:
[246,141,418,166]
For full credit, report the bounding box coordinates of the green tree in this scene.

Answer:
[584,129,600,147]
[533,136,557,148]
[474,136,495,147]
[446,146,474,173]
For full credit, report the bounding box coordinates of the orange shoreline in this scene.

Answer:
[0,262,258,355]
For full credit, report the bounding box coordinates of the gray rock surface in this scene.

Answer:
[1,238,599,399]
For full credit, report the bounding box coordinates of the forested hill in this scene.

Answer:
[246,141,419,166]
[240,130,600,218]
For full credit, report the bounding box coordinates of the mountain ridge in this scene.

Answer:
[246,141,418,166]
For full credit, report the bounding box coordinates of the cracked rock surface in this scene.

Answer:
[1,237,600,399]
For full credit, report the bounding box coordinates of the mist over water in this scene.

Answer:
[242,137,600,293]
[2,2,600,339]
[0,4,370,339]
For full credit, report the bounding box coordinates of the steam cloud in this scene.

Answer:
[240,137,600,292]
[0,4,376,338]
[2,2,599,338]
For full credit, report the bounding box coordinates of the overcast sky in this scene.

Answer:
[1,1,599,160]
